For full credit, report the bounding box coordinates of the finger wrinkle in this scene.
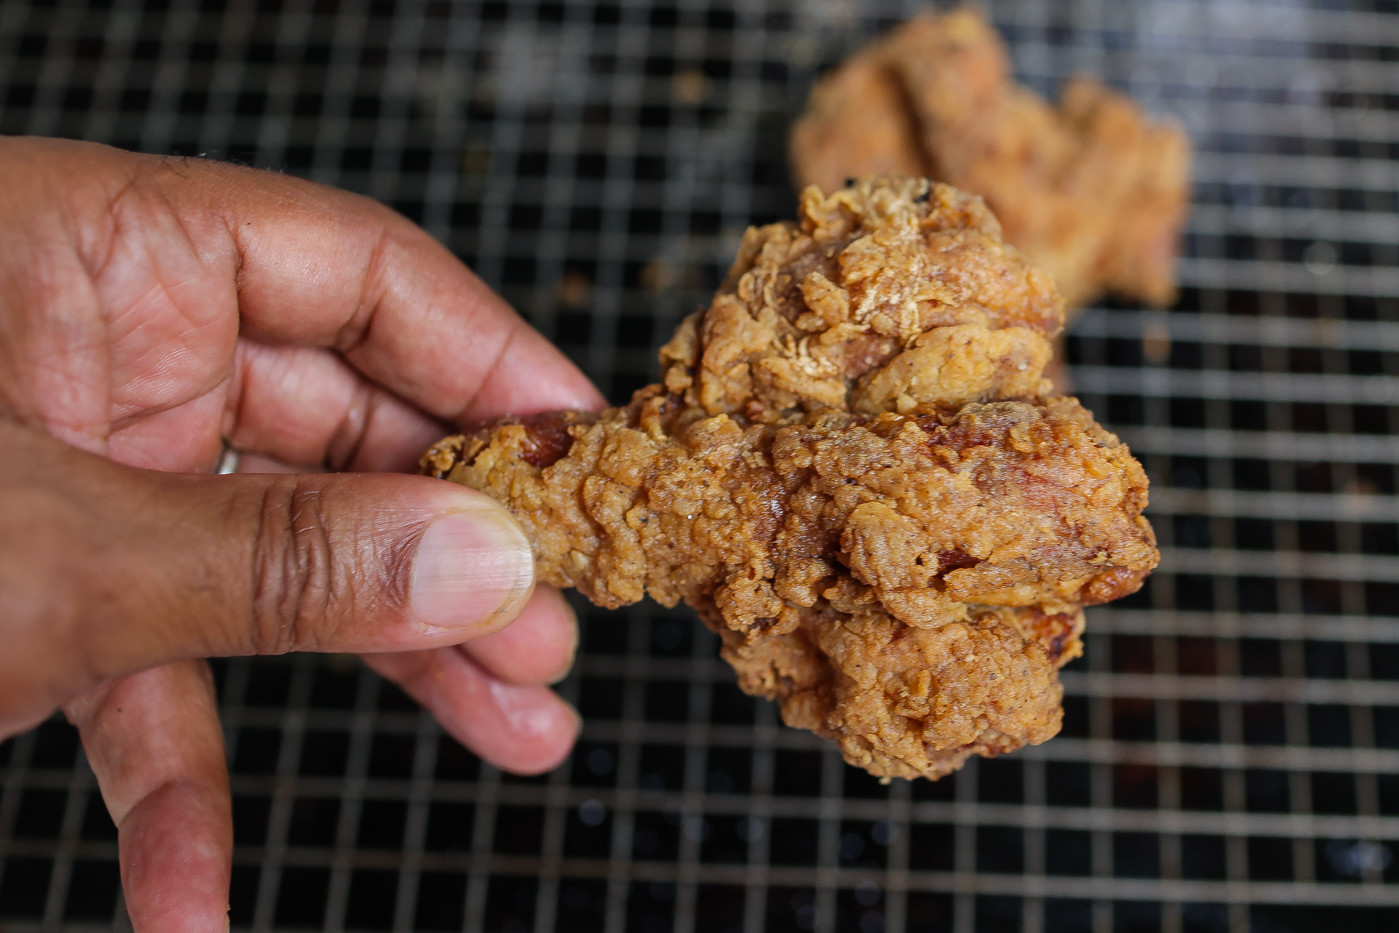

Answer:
[227,340,300,448]
[67,661,228,823]
[89,161,174,281]
[325,377,375,472]
[247,483,280,654]
[106,387,229,471]
[223,340,445,471]
[112,241,233,343]
[216,182,277,295]
[106,354,232,432]
[281,483,335,653]
[71,158,145,279]
[379,515,417,613]
[223,343,251,440]
[452,321,520,422]
[95,166,240,409]
[335,222,395,357]
[117,774,226,836]
[105,156,240,310]
[105,273,223,351]
[249,477,316,657]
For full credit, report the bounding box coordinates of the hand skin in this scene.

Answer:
[0,137,606,932]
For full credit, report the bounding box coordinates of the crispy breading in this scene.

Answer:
[422,177,1158,780]
[790,8,1191,310]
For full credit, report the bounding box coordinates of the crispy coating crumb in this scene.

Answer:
[790,8,1191,310]
[422,177,1158,781]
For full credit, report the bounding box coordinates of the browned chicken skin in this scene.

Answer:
[790,8,1191,311]
[422,178,1158,780]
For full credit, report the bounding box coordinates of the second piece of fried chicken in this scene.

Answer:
[423,177,1158,780]
[790,8,1191,310]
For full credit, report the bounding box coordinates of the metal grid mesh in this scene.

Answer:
[2,1,1399,931]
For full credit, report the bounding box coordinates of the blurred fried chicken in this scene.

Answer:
[790,8,1190,310]
[423,178,1158,780]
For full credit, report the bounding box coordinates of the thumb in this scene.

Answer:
[0,420,535,736]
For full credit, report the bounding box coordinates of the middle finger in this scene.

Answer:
[227,338,448,473]
[460,585,579,686]
[363,646,579,775]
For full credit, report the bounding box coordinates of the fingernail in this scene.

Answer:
[411,507,535,630]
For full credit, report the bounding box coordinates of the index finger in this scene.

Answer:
[96,139,604,424]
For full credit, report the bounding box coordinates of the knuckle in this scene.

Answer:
[249,480,337,655]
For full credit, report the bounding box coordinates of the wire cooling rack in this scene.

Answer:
[3,1,1399,931]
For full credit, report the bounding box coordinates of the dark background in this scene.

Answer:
[3,1,1399,931]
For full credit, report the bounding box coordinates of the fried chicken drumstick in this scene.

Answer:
[790,8,1191,310]
[422,177,1158,780]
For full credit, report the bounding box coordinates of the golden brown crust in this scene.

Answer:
[654,177,1064,426]
[422,177,1158,781]
[789,8,1191,309]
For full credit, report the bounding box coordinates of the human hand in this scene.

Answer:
[0,137,605,931]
